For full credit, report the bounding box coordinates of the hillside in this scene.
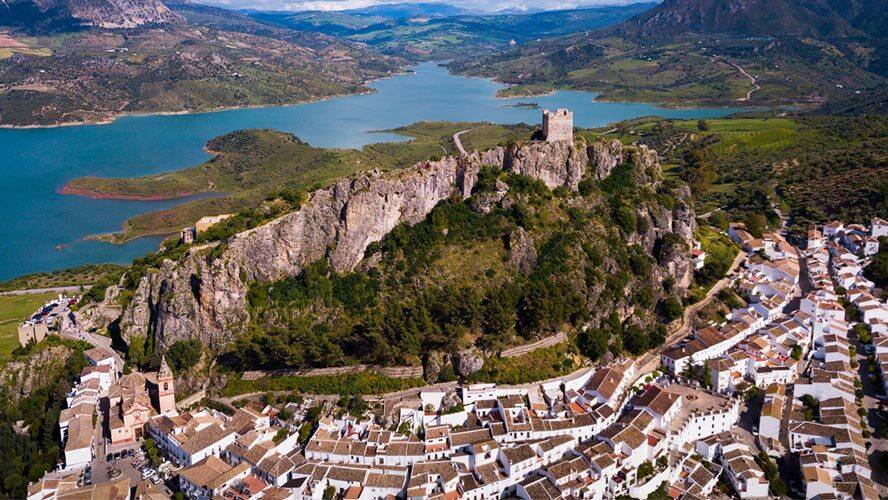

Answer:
[0,0,183,31]
[451,0,886,105]
[249,4,656,61]
[608,0,885,40]
[583,112,888,241]
[0,0,402,126]
[93,129,696,380]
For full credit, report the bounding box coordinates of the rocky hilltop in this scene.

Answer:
[120,136,696,365]
[3,0,183,30]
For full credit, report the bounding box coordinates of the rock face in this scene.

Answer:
[507,227,537,274]
[503,139,589,191]
[7,0,184,29]
[469,178,509,215]
[454,347,485,377]
[65,0,183,28]
[588,139,624,180]
[121,156,482,348]
[0,345,72,402]
[76,284,123,333]
[120,136,694,353]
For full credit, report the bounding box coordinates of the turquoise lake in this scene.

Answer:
[0,62,745,280]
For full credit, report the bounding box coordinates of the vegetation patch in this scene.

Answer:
[0,292,57,359]
[220,372,424,397]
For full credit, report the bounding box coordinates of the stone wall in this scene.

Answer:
[500,331,568,358]
[241,364,424,381]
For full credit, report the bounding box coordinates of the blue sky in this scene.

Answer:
[198,0,646,13]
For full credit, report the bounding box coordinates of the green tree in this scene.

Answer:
[864,237,888,286]
[660,296,684,322]
[637,461,654,480]
[577,328,609,361]
[166,339,202,373]
[323,486,336,500]
[697,119,710,131]
[744,213,767,238]
[681,148,717,193]
[144,438,161,467]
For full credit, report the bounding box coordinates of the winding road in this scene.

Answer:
[453,128,474,157]
[730,62,760,102]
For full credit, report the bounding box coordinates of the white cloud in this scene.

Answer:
[196,0,646,13]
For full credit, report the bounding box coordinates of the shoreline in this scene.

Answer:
[0,67,422,130]
[85,228,178,245]
[57,183,203,201]
[0,78,401,130]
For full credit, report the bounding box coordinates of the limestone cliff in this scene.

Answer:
[7,0,184,29]
[121,155,484,348]
[0,345,73,402]
[120,137,694,354]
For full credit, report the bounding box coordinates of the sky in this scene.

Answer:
[198,0,646,13]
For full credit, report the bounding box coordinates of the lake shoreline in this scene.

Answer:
[58,183,203,201]
[0,69,422,130]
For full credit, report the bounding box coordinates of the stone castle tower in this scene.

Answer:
[157,355,176,415]
[542,108,573,142]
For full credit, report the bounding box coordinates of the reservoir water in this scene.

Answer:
[0,62,744,280]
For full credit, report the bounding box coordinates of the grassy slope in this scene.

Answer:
[64,122,533,242]
[0,26,400,127]
[0,293,55,359]
[452,34,883,106]
[593,115,888,236]
[0,263,124,292]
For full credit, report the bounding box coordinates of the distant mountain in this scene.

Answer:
[0,0,402,126]
[248,3,657,61]
[608,0,886,40]
[342,2,473,19]
[451,0,886,106]
[0,0,184,31]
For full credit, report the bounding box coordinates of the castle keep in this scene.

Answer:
[542,108,573,142]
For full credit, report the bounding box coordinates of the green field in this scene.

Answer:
[0,293,55,359]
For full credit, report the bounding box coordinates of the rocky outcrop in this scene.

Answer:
[454,347,485,377]
[9,0,184,29]
[0,345,72,402]
[504,139,589,191]
[587,139,624,180]
[507,227,537,274]
[119,136,695,354]
[469,178,509,214]
[121,156,482,348]
[76,284,123,333]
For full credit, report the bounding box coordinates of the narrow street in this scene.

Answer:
[633,249,747,380]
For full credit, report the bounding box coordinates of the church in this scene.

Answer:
[108,356,176,446]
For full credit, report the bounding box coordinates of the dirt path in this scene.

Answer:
[730,62,760,102]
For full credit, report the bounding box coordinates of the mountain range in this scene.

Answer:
[451,0,887,105]
[609,0,886,39]
[0,0,183,30]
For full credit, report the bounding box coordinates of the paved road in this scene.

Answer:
[59,319,124,373]
[452,129,474,157]
[0,285,89,296]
